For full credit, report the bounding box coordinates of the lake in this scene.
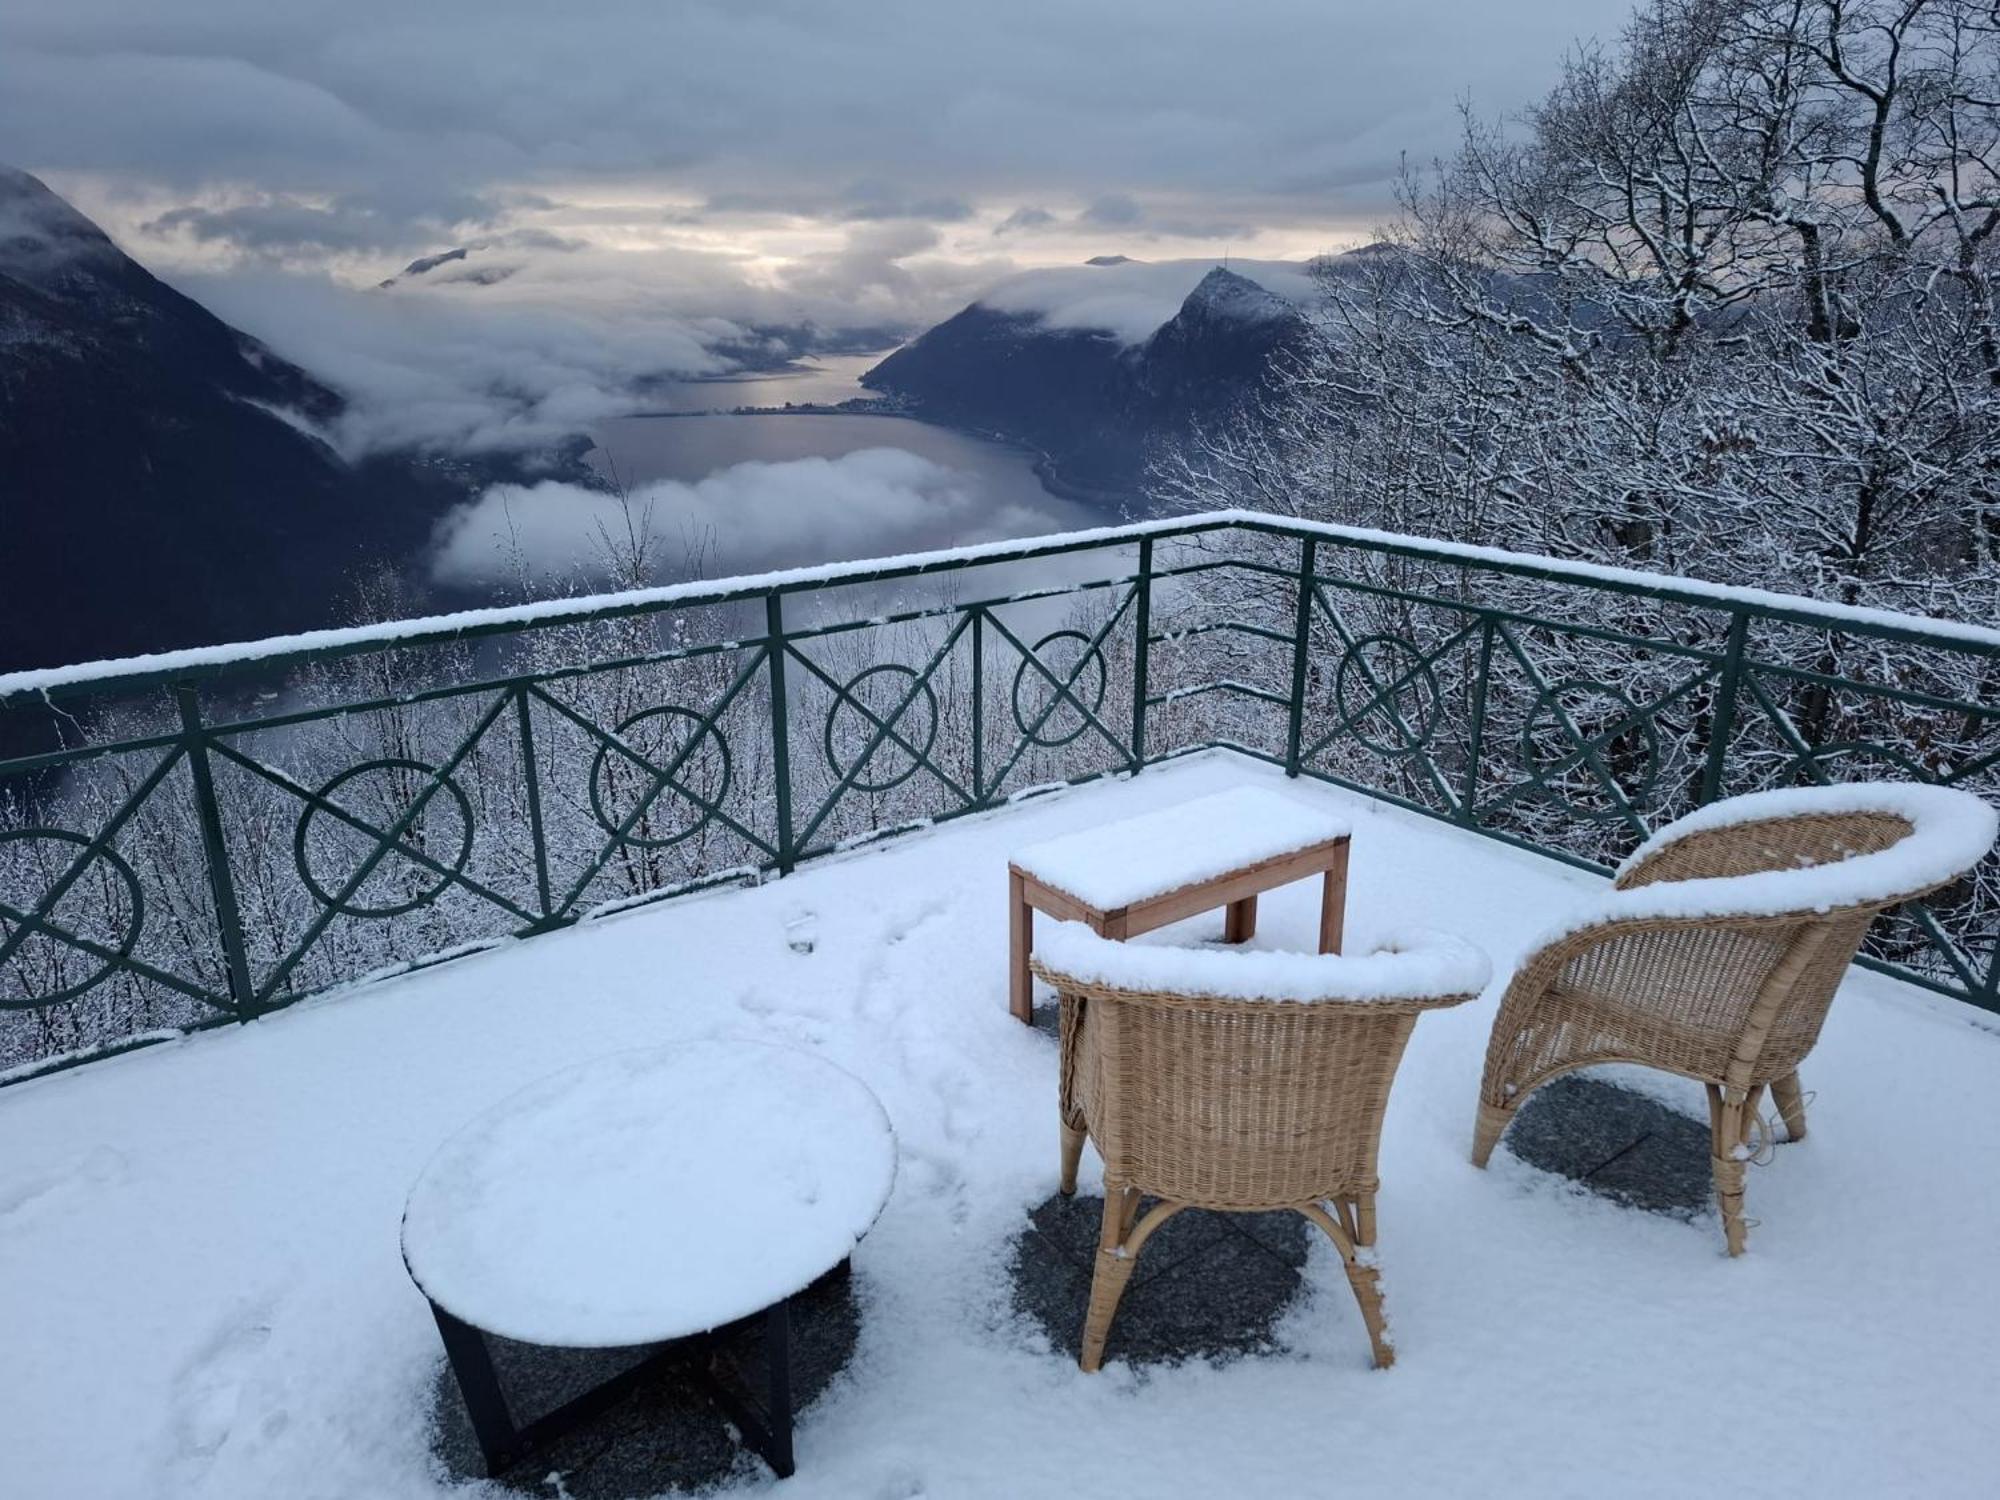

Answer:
[585,355,1113,581]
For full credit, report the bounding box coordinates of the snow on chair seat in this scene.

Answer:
[1032,921,1489,1373]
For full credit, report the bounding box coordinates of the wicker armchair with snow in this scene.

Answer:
[1472,783,1998,1257]
[1031,923,1490,1373]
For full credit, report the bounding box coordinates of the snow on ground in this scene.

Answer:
[2,751,1996,1499]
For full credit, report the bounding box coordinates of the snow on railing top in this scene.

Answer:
[0,513,1215,704]
[4,508,1997,706]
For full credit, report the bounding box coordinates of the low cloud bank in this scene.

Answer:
[979,257,1319,344]
[431,446,1069,589]
[178,228,958,458]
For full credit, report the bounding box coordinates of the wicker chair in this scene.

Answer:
[1473,783,1998,1256]
[1032,923,1489,1372]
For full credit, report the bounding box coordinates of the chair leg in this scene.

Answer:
[1079,1188,1180,1373]
[1740,1083,1766,1148]
[1471,1100,1513,1168]
[1079,1248,1139,1373]
[1058,1118,1085,1196]
[1341,1259,1394,1370]
[1771,1072,1808,1143]
[1355,1194,1377,1249]
[1706,1084,1751,1257]
[1092,1184,1139,1257]
[1300,1203,1393,1368]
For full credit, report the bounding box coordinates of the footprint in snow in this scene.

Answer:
[170,1310,281,1474]
[0,1144,128,1223]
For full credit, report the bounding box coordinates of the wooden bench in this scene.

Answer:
[1007,786,1353,1022]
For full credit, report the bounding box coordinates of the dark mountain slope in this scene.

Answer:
[1134,267,1307,441]
[0,168,536,674]
[862,265,1310,499]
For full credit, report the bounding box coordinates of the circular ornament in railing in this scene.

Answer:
[294,758,475,918]
[1520,678,1660,819]
[0,829,144,1007]
[824,664,939,793]
[1333,635,1443,755]
[1012,630,1107,748]
[587,707,732,848]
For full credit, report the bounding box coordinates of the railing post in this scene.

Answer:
[1700,611,1750,806]
[512,686,555,924]
[1284,536,1318,777]
[970,606,986,804]
[1129,537,1153,772]
[174,685,257,1017]
[765,592,796,874]
[1459,616,1496,824]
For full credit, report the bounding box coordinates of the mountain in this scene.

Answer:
[0,168,570,675]
[861,261,1316,499]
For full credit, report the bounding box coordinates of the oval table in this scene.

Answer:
[403,1040,896,1479]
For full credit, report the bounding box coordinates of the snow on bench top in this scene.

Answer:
[1539,782,1999,943]
[400,1040,895,1348]
[1010,785,1351,910]
[1034,920,1491,1003]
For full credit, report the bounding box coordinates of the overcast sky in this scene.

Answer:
[2,0,1616,451]
[3,1,1614,283]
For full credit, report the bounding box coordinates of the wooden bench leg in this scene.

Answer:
[1319,840,1349,955]
[1223,894,1257,944]
[1009,870,1034,1023]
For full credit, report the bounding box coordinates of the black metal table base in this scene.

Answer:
[430,1260,848,1481]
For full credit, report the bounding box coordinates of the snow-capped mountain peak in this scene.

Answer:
[1178,265,1299,327]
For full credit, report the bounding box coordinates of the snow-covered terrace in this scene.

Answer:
[5,752,1997,1499]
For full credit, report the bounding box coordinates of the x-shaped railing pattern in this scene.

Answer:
[4,521,1996,1079]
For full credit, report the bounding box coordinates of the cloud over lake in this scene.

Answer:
[431,446,1074,588]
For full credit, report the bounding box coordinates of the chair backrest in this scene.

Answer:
[1615,809,1914,891]
[1518,783,1997,1081]
[1033,926,1488,1210]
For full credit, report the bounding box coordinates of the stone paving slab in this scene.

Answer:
[430,1265,859,1497]
[1011,1190,1310,1368]
[1502,1073,1715,1217]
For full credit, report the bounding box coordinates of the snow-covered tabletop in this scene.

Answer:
[401,1041,896,1348]
[1011,785,1352,909]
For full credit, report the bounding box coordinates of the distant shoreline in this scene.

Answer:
[622,397,909,420]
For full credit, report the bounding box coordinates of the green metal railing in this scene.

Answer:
[3,511,1995,1084]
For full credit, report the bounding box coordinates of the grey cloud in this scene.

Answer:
[146,200,472,255]
[699,184,974,224]
[836,180,974,223]
[1,1,1612,252]
[489,227,587,253]
[0,0,1614,457]
[994,206,1057,235]
[1081,194,1144,227]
